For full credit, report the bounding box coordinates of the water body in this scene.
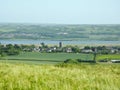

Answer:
[0,39,120,45]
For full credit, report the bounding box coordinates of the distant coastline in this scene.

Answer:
[0,39,120,46]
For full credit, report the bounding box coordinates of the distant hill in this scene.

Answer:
[0,24,120,41]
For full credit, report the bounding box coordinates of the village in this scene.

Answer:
[1,42,120,55]
[20,42,120,54]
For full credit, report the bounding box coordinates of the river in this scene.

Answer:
[0,39,120,45]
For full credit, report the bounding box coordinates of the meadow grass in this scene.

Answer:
[0,62,120,90]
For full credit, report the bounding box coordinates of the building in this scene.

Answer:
[81,49,93,53]
[59,42,62,48]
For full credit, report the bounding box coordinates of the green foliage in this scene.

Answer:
[64,59,96,64]
[0,44,20,56]
[71,46,80,53]
[64,59,79,64]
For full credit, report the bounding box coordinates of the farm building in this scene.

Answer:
[111,60,120,63]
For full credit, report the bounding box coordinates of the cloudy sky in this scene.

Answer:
[0,0,120,24]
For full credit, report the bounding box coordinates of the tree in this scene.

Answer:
[84,46,91,49]
[14,44,21,50]
[71,46,80,53]
[93,48,97,61]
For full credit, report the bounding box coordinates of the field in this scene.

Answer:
[0,52,120,90]
[1,52,120,64]
[96,54,120,61]
[0,62,120,90]
[1,52,93,64]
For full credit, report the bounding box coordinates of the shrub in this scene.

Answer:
[64,59,79,64]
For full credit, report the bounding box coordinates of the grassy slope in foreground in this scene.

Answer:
[0,63,120,90]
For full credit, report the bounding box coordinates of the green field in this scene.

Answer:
[1,52,93,64]
[1,52,120,64]
[0,63,120,90]
[96,54,120,61]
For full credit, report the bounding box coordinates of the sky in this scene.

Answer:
[0,0,120,24]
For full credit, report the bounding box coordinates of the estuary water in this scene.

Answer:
[0,39,120,45]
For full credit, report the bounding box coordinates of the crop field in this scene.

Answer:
[1,52,93,64]
[0,63,120,90]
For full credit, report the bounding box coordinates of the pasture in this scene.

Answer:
[96,54,120,61]
[0,63,120,90]
[1,52,120,64]
[1,52,93,64]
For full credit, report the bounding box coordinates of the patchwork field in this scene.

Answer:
[0,24,120,40]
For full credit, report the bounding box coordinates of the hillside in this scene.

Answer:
[0,63,120,90]
[0,24,120,41]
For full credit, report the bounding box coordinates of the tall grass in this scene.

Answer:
[0,63,120,90]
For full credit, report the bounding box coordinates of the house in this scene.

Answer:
[66,48,72,53]
[81,49,93,53]
[106,46,117,53]
[33,47,40,52]
[47,47,57,53]
[110,49,118,54]
[47,49,52,53]
[39,48,45,52]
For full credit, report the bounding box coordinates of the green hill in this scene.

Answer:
[0,62,120,90]
[0,24,120,40]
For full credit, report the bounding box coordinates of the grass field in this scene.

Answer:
[96,54,120,61]
[0,62,120,90]
[1,52,120,64]
[1,52,93,64]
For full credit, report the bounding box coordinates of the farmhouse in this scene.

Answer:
[66,48,72,53]
[110,49,119,54]
[106,46,119,54]
[33,47,40,52]
[81,49,93,53]
[46,47,57,52]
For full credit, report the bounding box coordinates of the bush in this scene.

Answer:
[64,59,79,64]
[64,59,96,64]
[98,60,108,62]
